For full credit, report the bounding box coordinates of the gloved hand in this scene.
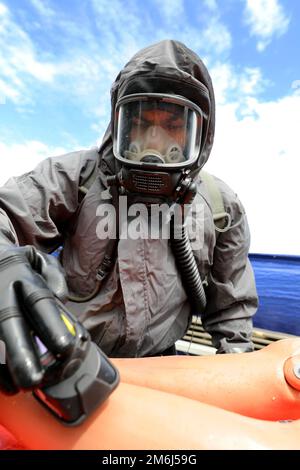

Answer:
[0,245,76,394]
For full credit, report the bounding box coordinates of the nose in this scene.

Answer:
[143,126,170,152]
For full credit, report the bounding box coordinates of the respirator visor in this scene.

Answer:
[114,94,203,168]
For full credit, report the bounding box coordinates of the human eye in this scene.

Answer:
[132,115,148,128]
[167,117,183,130]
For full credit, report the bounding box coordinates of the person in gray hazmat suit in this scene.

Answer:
[0,40,258,393]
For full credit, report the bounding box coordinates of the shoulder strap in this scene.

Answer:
[78,169,98,196]
[78,153,100,198]
[199,170,231,233]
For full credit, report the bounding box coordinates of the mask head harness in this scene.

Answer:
[112,93,207,205]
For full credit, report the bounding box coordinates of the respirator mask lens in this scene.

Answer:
[114,94,203,168]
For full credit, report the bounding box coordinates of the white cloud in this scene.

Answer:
[244,0,290,51]
[0,77,21,103]
[0,1,7,15]
[0,141,67,185]
[201,17,232,54]
[153,0,185,24]
[91,0,232,62]
[0,3,59,105]
[210,63,236,104]
[151,6,232,58]
[30,0,55,18]
[206,91,300,255]
[0,0,233,119]
[203,0,218,10]
[239,67,265,94]
[0,1,121,117]
[210,63,267,105]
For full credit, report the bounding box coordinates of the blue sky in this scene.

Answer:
[0,0,299,254]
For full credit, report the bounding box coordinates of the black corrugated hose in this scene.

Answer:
[170,216,207,314]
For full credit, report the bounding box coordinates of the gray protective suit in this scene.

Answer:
[0,40,258,357]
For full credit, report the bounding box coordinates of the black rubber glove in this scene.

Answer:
[0,245,76,394]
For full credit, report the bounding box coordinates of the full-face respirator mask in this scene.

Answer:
[112,93,205,205]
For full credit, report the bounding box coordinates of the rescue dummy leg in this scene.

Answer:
[114,339,300,420]
[0,424,23,450]
[1,381,300,450]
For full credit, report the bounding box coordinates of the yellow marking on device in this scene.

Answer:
[61,313,76,336]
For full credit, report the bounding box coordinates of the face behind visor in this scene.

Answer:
[113,94,203,170]
[125,124,185,165]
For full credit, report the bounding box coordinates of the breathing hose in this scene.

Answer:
[170,216,207,314]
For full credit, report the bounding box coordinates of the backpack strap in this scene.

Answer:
[78,162,99,197]
[199,170,231,234]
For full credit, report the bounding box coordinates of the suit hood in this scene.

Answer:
[99,39,215,176]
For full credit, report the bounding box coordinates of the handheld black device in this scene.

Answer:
[33,301,119,426]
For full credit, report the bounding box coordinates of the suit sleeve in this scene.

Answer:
[201,181,258,353]
[0,149,97,251]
